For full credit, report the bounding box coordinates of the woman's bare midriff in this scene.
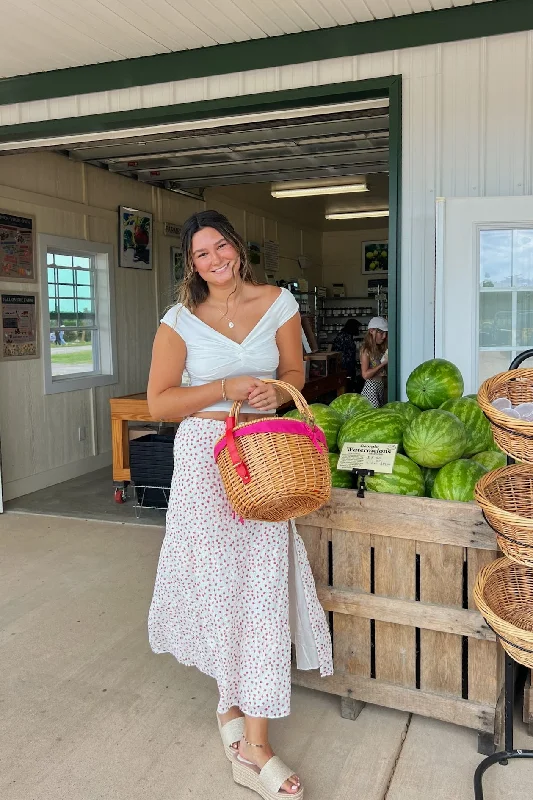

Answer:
[191,411,270,422]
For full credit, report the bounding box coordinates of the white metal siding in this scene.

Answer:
[0,0,493,78]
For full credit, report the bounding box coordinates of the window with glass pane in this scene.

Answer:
[479,229,533,385]
[46,251,98,378]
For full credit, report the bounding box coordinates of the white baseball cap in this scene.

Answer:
[368,316,388,332]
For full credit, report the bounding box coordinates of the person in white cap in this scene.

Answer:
[360,316,388,407]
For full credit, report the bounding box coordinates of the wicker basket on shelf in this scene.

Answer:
[477,369,533,463]
[214,379,331,522]
[474,556,533,668]
[475,464,533,566]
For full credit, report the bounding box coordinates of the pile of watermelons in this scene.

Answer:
[284,358,506,502]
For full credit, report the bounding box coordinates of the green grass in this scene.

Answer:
[51,350,93,365]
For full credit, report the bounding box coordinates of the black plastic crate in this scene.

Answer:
[129,434,174,508]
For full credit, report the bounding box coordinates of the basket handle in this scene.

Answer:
[229,378,315,427]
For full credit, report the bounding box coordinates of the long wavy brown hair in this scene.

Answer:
[360,328,388,364]
[177,210,259,310]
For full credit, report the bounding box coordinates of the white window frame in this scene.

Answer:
[39,234,118,394]
[478,225,533,377]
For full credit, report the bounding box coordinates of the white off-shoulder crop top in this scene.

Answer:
[160,287,300,413]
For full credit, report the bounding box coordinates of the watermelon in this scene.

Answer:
[328,453,353,488]
[440,397,493,456]
[465,394,479,401]
[432,459,488,502]
[487,437,504,453]
[337,410,404,452]
[422,466,439,497]
[366,454,425,497]
[406,359,464,410]
[284,403,342,452]
[283,409,301,420]
[330,392,372,422]
[383,401,422,426]
[403,409,467,468]
[471,450,507,471]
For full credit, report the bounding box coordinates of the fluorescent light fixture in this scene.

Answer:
[326,209,389,220]
[271,180,368,199]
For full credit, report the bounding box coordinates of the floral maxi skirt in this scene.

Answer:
[148,417,333,718]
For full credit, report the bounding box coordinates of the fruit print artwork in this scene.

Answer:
[119,206,153,269]
[362,241,388,274]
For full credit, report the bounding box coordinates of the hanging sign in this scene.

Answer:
[1,292,39,360]
[337,442,398,474]
[263,239,280,273]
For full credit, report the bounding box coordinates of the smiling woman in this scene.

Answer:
[146,209,333,799]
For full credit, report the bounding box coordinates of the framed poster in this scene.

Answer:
[362,240,388,275]
[170,246,184,291]
[1,292,39,360]
[119,206,153,270]
[0,212,35,281]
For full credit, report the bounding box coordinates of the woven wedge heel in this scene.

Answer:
[232,753,304,799]
[216,713,245,762]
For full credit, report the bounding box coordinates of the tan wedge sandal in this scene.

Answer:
[216,713,245,762]
[232,752,304,799]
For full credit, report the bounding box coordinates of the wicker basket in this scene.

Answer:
[475,464,533,566]
[214,379,331,522]
[474,556,533,668]
[478,369,533,463]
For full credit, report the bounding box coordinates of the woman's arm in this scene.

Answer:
[360,349,387,381]
[248,313,305,411]
[147,325,261,419]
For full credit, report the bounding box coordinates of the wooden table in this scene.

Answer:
[109,372,346,496]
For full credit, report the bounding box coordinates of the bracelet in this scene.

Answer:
[221,378,227,402]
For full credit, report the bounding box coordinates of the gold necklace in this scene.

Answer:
[209,290,242,329]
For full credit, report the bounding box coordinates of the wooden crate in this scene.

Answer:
[294,489,504,754]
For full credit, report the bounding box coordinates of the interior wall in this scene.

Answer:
[322,227,389,298]
[0,156,321,500]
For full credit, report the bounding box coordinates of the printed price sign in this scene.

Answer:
[337,442,398,474]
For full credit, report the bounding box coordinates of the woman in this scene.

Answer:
[331,318,361,391]
[147,210,333,799]
[360,316,388,408]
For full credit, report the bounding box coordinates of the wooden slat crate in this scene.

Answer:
[294,489,504,754]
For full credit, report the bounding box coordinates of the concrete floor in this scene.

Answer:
[2,509,533,799]
[4,466,165,526]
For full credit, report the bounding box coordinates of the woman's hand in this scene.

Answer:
[247,381,280,411]
[225,375,263,402]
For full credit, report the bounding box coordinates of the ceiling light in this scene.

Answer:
[325,210,389,220]
[271,180,367,199]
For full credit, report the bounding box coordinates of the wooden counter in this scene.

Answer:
[109,372,347,488]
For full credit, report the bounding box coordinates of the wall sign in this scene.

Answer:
[119,206,153,270]
[1,292,39,360]
[0,212,35,282]
[164,222,182,237]
[263,239,280,273]
[337,442,398,474]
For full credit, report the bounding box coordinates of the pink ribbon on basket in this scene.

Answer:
[213,418,327,461]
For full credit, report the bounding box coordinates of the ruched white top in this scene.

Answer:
[160,287,300,413]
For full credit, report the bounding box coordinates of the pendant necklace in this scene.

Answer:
[211,290,242,329]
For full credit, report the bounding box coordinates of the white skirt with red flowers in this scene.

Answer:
[148,417,333,719]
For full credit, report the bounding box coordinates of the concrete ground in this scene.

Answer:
[1,509,533,800]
